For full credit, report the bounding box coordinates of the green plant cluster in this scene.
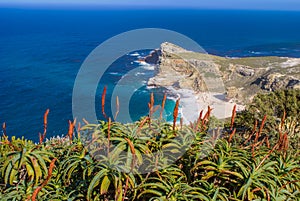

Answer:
[235,89,300,147]
[0,122,299,200]
[0,90,299,201]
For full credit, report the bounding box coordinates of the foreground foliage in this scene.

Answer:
[0,90,299,201]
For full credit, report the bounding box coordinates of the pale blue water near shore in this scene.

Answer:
[0,8,300,140]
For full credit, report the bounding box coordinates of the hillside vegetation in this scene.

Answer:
[0,90,299,201]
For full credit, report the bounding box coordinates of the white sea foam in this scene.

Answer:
[146,85,157,89]
[129,52,140,56]
[109,72,122,76]
[142,65,155,70]
[134,60,155,70]
[135,72,146,76]
[250,51,263,55]
[134,60,147,65]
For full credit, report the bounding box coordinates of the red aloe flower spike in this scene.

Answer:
[265,136,270,148]
[195,110,203,131]
[68,118,76,142]
[230,105,236,130]
[228,128,236,143]
[2,122,7,138]
[280,110,286,130]
[173,99,180,131]
[160,93,167,120]
[149,93,154,118]
[203,106,213,127]
[32,158,57,201]
[77,122,81,140]
[43,109,50,131]
[114,96,119,121]
[256,115,267,143]
[101,86,107,120]
[82,118,89,125]
[42,109,50,143]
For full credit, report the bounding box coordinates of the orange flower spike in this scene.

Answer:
[82,118,89,125]
[199,110,203,121]
[252,119,258,134]
[2,122,7,138]
[77,122,81,140]
[32,158,57,201]
[149,92,154,117]
[195,110,203,131]
[254,131,259,144]
[138,117,149,132]
[43,109,50,129]
[101,86,107,119]
[173,99,180,131]
[114,96,120,121]
[283,133,289,151]
[207,106,213,119]
[73,118,77,127]
[160,93,167,120]
[266,136,270,148]
[42,109,50,143]
[125,138,136,171]
[68,120,74,141]
[258,115,267,136]
[228,128,236,143]
[39,132,42,144]
[280,110,286,130]
[230,105,236,130]
[68,120,72,136]
[150,93,154,108]
[202,110,209,126]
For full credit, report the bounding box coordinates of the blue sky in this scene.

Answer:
[1,0,300,10]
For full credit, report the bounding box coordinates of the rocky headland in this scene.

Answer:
[146,42,300,120]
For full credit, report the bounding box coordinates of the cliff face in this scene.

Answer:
[147,42,300,104]
[148,42,223,93]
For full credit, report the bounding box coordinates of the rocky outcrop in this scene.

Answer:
[148,42,225,94]
[145,49,161,64]
[146,42,300,104]
[235,65,255,77]
[255,73,300,91]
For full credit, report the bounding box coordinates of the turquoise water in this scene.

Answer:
[0,8,300,140]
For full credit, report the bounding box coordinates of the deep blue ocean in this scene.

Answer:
[0,8,300,141]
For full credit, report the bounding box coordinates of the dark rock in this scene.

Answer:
[145,49,161,64]
[287,79,300,89]
[253,73,300,91]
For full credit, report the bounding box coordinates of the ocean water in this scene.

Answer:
[0,8,300,140]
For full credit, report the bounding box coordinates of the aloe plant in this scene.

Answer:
[0,90,299,200]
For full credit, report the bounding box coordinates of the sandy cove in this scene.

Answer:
[165,86,245,123]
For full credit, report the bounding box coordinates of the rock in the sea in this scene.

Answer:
[145,49,161,64]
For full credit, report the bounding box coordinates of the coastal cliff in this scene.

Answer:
[147,42,300,105]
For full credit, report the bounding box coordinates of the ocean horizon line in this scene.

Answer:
[1,5,300,12]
